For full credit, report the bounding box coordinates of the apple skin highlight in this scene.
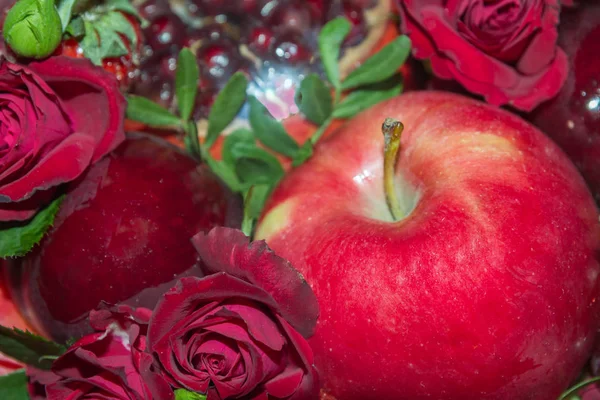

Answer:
[256,91,600,399]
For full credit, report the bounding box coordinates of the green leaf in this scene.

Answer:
[248,97,299,158]
[0,326,66,369]
[183,120,201,160]
[175,389,207,400]
[56,0,77,31]
[126,95,181,128]
[295,74,333,125]
[333,75,403,119]
[318,17,351,89]
[0,195,64,258]
[222,128,255,168]
[341,36,411,90]
[241,184,271,237]
[0,370,29,400]
[175,48,199,122]
[65,15,85,37]
[244,184,271,220]
[292,140,314,166]
[206,72,248,148]
[202,154,242,193]
[233,146,284,188]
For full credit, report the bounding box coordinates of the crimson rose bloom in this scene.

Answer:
[148,227,320,400]
[28,304,172,400]
[0,56,125,221]
[397,0,568,111]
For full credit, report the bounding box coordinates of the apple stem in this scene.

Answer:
[382,118,405,221]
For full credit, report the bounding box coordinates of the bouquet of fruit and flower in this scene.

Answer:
[0,0,598,399]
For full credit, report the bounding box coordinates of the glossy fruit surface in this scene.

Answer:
[7,134,241,342]
[256,91,600,399]
[529,2,600,202]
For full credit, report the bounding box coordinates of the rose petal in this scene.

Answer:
[213,302,286,351]
[0,132,95,201]
[148,274,281,350]
[27,56,125,163]
[192,227,319,338]
[396,0,568,110]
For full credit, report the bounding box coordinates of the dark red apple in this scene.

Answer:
[256,92,600,399]
[529,2,600,202]
[5,133,241,342]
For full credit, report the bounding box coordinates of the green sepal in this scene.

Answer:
[0,370,29,400]
[65,15,85,38]
[0,326,66,370]
[104,0,140,19]
[56,0,78,31]
[0,195,64,259]
[174,389,207,400]
[77,8,138,66]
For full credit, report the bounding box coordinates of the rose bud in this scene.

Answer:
[148,227,320,400]
[3,0,62,59]
[28,304,172,400]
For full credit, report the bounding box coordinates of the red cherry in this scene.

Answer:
[271,32,310,64]
[268,1,312,32]
[342,1,366,45]
[247,26,275,54]
[138,0,170,20]
[145,14,186,52]
[196,41,242,81]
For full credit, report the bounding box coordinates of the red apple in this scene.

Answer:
[255,91,600,399]
[529,2,600,203]
[5,133,241,342]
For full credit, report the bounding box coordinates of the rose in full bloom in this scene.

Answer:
[396,0,568,111]
[0,56,125,221]
[28,304,172,400]
[148,227,320,400]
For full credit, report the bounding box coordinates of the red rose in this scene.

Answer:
[397,0,568,111]
[148,227,320,400]
[0,56,125,221]
[28,304,172,400]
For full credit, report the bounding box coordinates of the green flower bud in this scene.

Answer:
[3,0,63,59]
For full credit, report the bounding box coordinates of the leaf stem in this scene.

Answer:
[309,117,333,145]
[559,376,600,400]
[382,118,404,221]
[241,187,255,237]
